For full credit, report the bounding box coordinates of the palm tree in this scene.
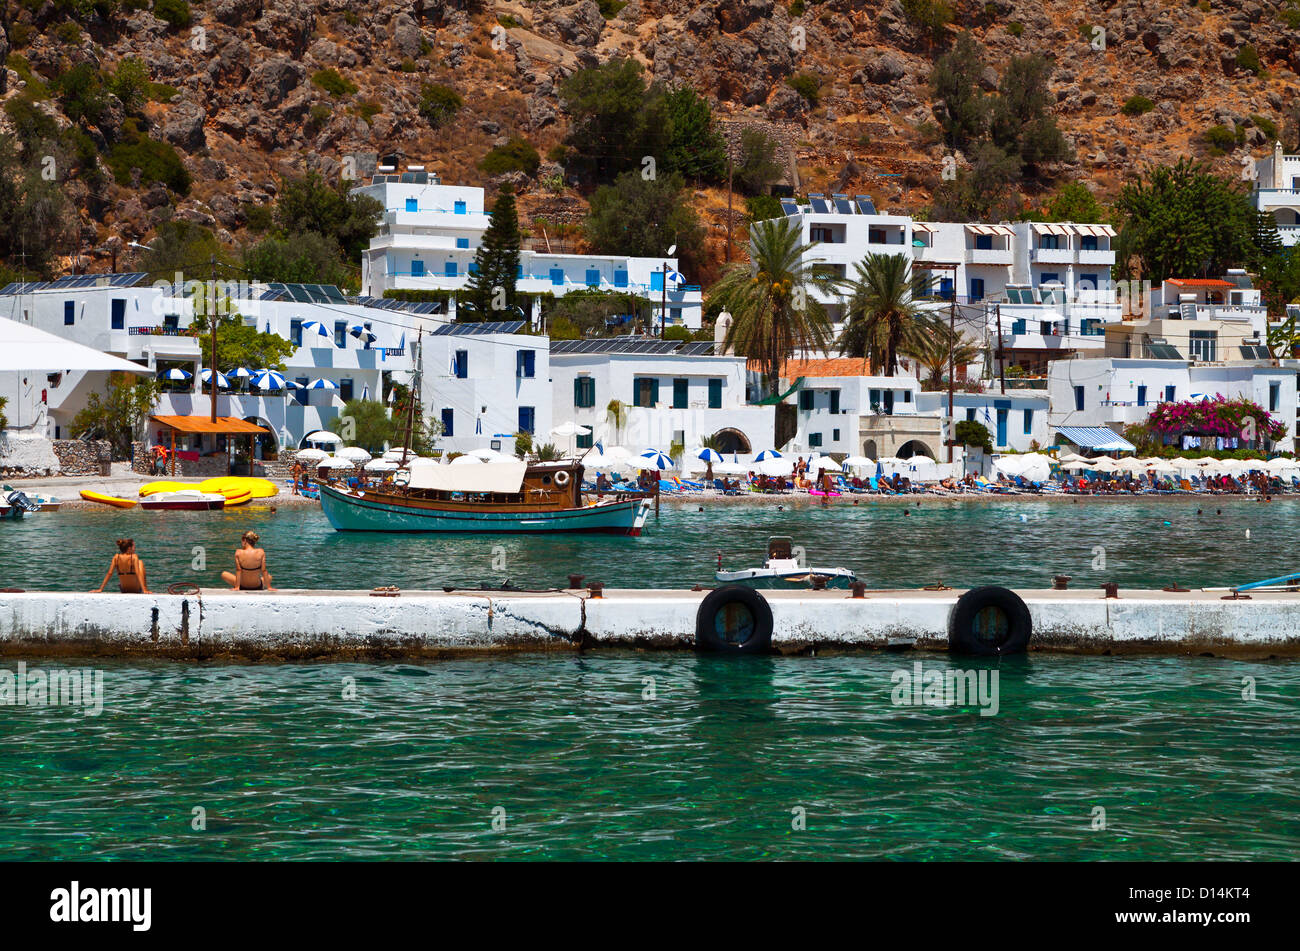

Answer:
[903,315,982,390]
[707,217,839,394]
[605,399,628,446]
[532,442,561,461]
[838,252,933,376]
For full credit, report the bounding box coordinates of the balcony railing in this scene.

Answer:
[1031,248,1074,263]
[129,326,197,336]
[966,248,1014,265]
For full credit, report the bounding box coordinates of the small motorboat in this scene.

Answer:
[140,491,228,511]
[715,536,857,590]
[3,490,43,519]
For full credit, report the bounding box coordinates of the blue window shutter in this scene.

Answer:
[406,198,418,212]
[550,268,564,286]
[411,260,424,277]
[468,262,479,276]
[445,261,458,277]
[456,238,469,249]
[650,378,659,406]
[574,377,583,407]
[614,270,628,288]
[585,269,600,287]
[454,200,466,214]
[650,271,664,292]
[517,265,524,279]
[441,408,454,437]
[111,298,126,329]
[708,379,722,408]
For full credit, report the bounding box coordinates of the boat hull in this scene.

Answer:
[141,499,227,511]
[714,568,857,590]
[319,483,651,535]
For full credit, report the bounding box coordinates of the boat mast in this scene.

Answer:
[400,327,422,466]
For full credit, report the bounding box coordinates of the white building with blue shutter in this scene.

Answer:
[351,165,704,329]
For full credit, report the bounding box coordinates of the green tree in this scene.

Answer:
[955,419,992,453]
[339,398,397,453]
[105,120,191,194]
[930,30,987,152]
[734,128,783,195]
[902,314,980,389]
[465,186,522,318]
[136,220,232,282]
[838,252,933,376]
[190,309,297,372]
[1024,180,1110,223]
[544,288,650,337]
[241,231,353,290]
[55,62,109,131]
[706,217,838,393]
[585,171,703,266]
[107,57,151,116]
[418,83,463,129]
[989,54,1071,177]
[559,57,665,184]
[272,172,382,262]
[71,375,163,458]
[661,85,726,181]
[479,137,540,177]
[929,141,1022,220]
[1258,245,1300,318]
[0,135,74,276]
[1114,158,1273,282]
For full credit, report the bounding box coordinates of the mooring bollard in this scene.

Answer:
[1102,582,1119,599]
[850,581,866,599]
[1052,575,1071,590]
[568,574,585,590]
[588,581,604,599]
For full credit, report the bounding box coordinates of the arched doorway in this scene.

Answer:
[711,428,751,454]
[242,416,277,471]
[862,439,878,459]
[897,440,934,459]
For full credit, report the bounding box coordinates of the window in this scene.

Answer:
[1023,408,1033,434]
[467,262,479,276]
[1081,234,1098,251]
[799,390,815,410]
[975,234,993,250]
[444,261,458,277]
[1012,319,1026,334]
[1039,234,1059,250]
[708,379,722,409]
[585,269,601,287]
[670,307,682,322]
[1270,382,1280,412]
[453,349,468,379]
[1074,386,1085,411]
[1165,385,1176,402]
[829,389,841,414]
[1080,273,1101,292]
[1188,330,1217,362]
[441,408,454,437]
[453,200,466,215]
[550,268,564,286]
[517,406,535,434]
[456,238,469,249]
[1040,320,1055,336]
[673,378,688,409]
[938,277,954,300]
[516,349,535,378]
[574,376,596,408]
[64,300,74,325]
[411,259,424,277]
[406,198,418,213]
[902,390,911,403]
[111,298,126,330]
[633,377,659,407]
[869,389,881,411]
[966,408,976,422]
[883,390,895,414]
[576,432,593,449]
[809,433,823,447]
[969,278,985,301]
[290,319,303,346]
[1137,385,1147,407]
[339,378,354,402]
[810,226,833,243]
[334,321,348,347]
[832,428,841,441]
[1038,272,1059,285]
[613,270,628,288]
[163,314,179,331]
[868,227,889,244]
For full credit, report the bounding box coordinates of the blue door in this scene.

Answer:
[969,278,984,301]
[614,270,628,288]
[996,409,1008,447]
[453,200,466,215]
[650,270,664,292]
[1137,385,1147,407]
[939,277,954,300]
[517,406,535,434]
[410,259,424,277]
[441,408,454,437]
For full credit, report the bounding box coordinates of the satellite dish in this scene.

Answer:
[666,244,676,256]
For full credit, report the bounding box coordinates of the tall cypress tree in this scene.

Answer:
[466,186,521,321]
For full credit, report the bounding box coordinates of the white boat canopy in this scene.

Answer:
[406,458,528,493]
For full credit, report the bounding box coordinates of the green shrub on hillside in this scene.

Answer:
[785,72,820,105]
[480,138,541,177]
[1122,95,1155,116]
[153,0,191,28]
[1236,45,1262,75]
[417,83,462,129]
[311,69,358,97]
[106,123,192,194]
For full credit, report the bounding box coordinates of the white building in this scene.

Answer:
[351,165,704,329]
[549,337,773,456]
[1047,357,1296,452]
[1254,140,1300,247]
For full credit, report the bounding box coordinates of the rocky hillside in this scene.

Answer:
[3,0,1299,278]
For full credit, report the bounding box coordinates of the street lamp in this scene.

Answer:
[659,244,676,339]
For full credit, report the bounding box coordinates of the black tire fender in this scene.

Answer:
[947,586,1032,655]
[695,585,774,654]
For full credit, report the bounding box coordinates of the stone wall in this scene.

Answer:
[52,439,113,476]
[131,441,274,478]
[0,433,61,477]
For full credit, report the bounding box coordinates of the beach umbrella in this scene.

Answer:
[639,450,674,470]
[158,367,192,381]
[1056,451,1089,464]
[305,378,338,391]
[365,459,398,472]
[697,448,724,464]
[348,324,377,343]
[714,460,749,475]
[300,320,331,341]
[252,369,287,390]
[295,447,328,463]
[200,368,230,388]
[382,448,412,460]
[1151,460,1179,473]
[841,455,875,471]
[337,446,372,464]
[317,455,354,469]
[754,449,783,461]
[229,367,253,381]
[304,430,343,445]
[449,454,483,465]
[467,448,506,461]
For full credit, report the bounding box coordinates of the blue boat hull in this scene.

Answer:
[319,483,651,535]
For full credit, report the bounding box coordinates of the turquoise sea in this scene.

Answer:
[2,498,1297,860]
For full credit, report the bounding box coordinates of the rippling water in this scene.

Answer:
[1,496,1291,591]
[3,654,1296,860]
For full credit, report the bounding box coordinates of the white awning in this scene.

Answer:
[965,224,1016,236]
[1032,223,1072,236]
[912,222,939,233]
[405,458,528,493]
[0,317,150,373]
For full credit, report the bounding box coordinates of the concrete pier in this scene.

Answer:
[0,587,1298,659]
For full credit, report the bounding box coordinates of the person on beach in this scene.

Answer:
[93,538,150,593]
[291,461,303,496]
[222,531,274,591]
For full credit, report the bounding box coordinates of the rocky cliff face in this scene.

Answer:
[2,0,1298,274]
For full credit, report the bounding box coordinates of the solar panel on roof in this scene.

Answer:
[809,196,829,213]
[1240,345,1271,359]
[780,199,799,216]
[1148,344,1184,359]
[832,195,853,214]
[0,283,18,295]
[679,342,715,355]
[111,272,148,287]
[855,195,877,214]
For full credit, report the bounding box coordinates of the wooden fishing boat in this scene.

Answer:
[319,459,651,535]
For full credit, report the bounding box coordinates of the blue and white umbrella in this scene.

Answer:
[754,449,783,461]
[251,369,287,390]
[305,378,338,390]
[200,368,230,388]
[697,448,723,463]
[640,449,674,470]
[158,368,192,382]
[229,367,253,380]
[666,269,683,283]
[349,323,377,343]
[300,320,331,341]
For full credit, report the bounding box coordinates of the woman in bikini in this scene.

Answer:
[221,531,275,591]
[94,538,150,593]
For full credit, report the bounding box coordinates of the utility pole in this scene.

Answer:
[996,302,1005,395]
[209,255,219,423]
[725,146,734,264]
[660,262,667,339]
[947,293,956,463]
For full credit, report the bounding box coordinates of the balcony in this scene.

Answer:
[1255,188,1300,211]
[912,244,945,262]
[966,247,1014,265]
[1031,247,1073,264]
[1078,249,1115,265]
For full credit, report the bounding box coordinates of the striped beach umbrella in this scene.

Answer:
[200,368,230,388]
[640,449,674,470]
[697,448,723,464]
[349,323,377,343]
[158,367,192,381]
[251,369,287,390]
[754,449,782,461]
[305,378,338,390]
[300,320,331,341]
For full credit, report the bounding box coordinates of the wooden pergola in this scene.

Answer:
[149,415,270,477]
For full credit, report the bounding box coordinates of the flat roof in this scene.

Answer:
[150,415,269,435]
